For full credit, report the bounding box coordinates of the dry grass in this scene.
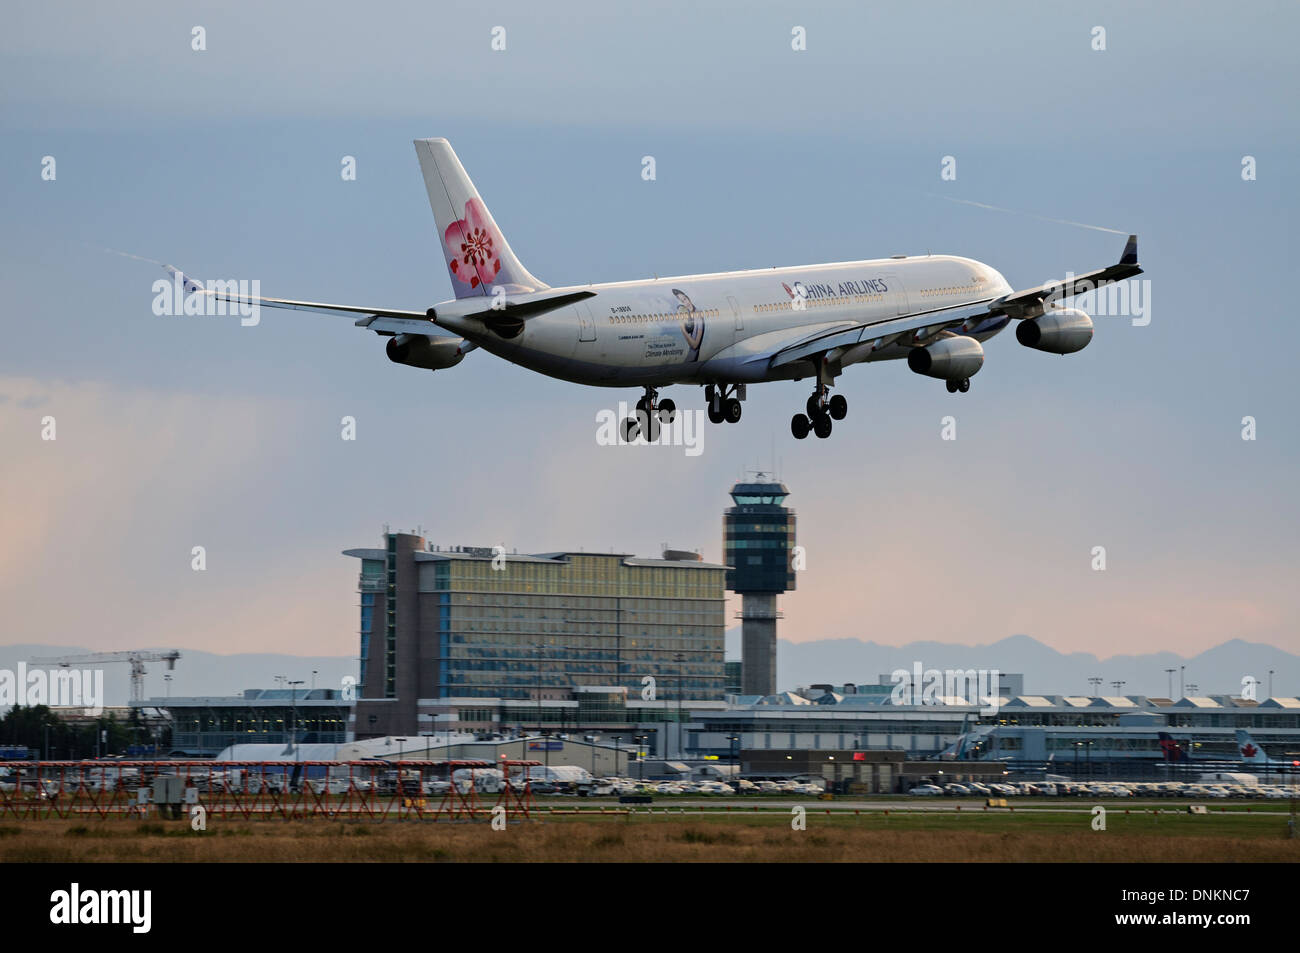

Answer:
[0,812,1296,862]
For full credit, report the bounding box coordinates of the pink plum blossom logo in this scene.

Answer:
[444,197,502,290]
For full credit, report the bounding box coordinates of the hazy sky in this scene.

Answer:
[2,1,1296,665]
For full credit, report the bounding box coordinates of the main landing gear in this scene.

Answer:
[620,386,677,442]
[705,384,744,425]
[790,383,847,440]
[945,378,972,393]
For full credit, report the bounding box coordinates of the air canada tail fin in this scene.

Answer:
[1235,729,1268,764]
[413,139,547,299]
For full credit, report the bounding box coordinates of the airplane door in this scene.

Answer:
[577,303,596,342]
[881,273,909,316]
[728,295,743,330]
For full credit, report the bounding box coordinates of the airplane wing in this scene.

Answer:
[768,234,1142,370]
[163,265,437,335]
[987,234,1142,319]
[162,265,595,337]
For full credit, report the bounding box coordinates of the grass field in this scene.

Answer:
[1,807,1296,862]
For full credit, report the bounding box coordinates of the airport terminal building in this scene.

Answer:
[343,532,727,738]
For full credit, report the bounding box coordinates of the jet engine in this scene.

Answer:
[1015,307,1093,354]
[385,333,467,370]
[907,335,984,381]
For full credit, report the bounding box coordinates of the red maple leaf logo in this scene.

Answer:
[1241,744,1258,758]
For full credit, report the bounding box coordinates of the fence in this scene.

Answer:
[0,759,541,821]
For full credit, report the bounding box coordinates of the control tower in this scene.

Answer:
[724,475,795,696]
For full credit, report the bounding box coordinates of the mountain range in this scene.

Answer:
[1,635,1295,708]
[767,634,1299,699]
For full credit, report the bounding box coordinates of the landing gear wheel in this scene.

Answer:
[813,413,833,439]
[791,414,810,439]
[946,380,959,393]
[657,398,676,424]
[636,396,650,414]
[723,397,743,423]
[958,378,970,393]
[806,394,822,418]
[828,394,848,420]
[621,417,641,442]
[707,403,725,424]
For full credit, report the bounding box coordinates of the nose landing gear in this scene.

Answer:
[945,378,971,393]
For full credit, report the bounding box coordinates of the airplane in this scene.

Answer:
[1157,731,1192,763]
[168,138,1143,441]
[1235,730,1300,773]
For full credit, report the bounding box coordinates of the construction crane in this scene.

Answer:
[28,650,181,705]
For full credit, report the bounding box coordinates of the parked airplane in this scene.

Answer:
[1235,730,1300,772]
[169,139,1143,440]
[1158,731,1191,763]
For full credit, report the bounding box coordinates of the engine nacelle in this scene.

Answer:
[385,334,466,371]
[907,335,984,381]
[1016,307,1093,354]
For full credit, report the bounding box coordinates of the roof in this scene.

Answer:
[213,743,345,761]
[755,691,812,706]
[1261,697,1300,709]
[622,556,728,570]
[139,693,346,707]
[344,547,725,569]
[729,482,790,495]
[1006,695,1055,708]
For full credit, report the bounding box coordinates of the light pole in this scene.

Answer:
[1111,681,1125,697]
[288,680,304,761]
[727,734,740,782]
[1088,677,1102,697]
[1269,670,1275,699]
[611,735,621,777]
[1165,668,1176,699]
[673,652,685,762]
[585,733,600,776]
[1180,666,1185,698]
[534,641,544,739]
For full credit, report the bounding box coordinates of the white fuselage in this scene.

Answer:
[437,254,1015,388]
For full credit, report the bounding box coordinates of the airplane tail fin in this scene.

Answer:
[1157,731,1189,763]
[413,139,548,299]
[1235,729,1268,764]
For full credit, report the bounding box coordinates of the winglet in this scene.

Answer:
[162,264,204,295]
[1119,234,1138,267]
